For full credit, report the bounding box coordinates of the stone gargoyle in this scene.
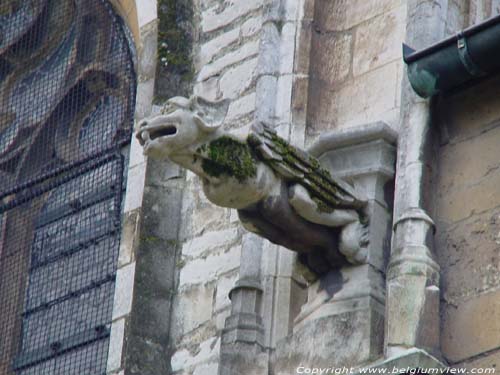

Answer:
[136,96,368,274]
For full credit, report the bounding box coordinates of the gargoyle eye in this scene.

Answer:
[196,111,204,117]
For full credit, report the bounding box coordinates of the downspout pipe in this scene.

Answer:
[385,0,448,360]
[404,13,500,98]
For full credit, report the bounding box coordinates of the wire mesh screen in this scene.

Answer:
[0,0,136,374]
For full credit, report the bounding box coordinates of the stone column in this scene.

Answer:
[385,0,448,360]
[272,123,397,373]
[219,234,268,375]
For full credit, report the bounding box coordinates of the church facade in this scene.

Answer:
[1,0,500,374]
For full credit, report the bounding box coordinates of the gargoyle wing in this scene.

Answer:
[248,123,366,211]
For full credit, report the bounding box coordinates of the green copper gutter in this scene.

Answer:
[403,13,500,98]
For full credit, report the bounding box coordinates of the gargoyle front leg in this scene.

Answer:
[289,184,368,264]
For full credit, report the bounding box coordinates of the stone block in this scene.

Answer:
[138,19,158,80]
[193,77,219,101]
[193,362,219,375]
[119,209,140,267]
[226,92,256,121]
[219,58,258,99]
[437,208,500,304]
[198,40,260,81]
[314,0,400,32]
[215,273,238,312]
[437,65,500,146]
[352,6,405,77]
[183,228,239,258]
[435,170,500,223]
[241,16,262,37]
[199,28,240,67]
[310,31,352,86]
[171,337,220,372]
[279,22,296,74]
[257,23,280,75]
[176,284,215,334]
[107,318,125,373]
[442,289,500,362]
[308,62,398,132]
[134,78,155,120]
[272,305,384,373]
[255,76,277,123]
[294,20,313,75]
[112,262,136,320]
[291,76,309,126]
[202,0,264,32]
[179,245,242,286]
[437,124,500,206]
[179,180,228,239]
[275,74,293,124]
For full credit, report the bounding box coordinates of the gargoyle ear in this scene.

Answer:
[189,95,229,131]
[193,114,221,133]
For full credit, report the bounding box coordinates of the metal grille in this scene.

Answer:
[0,0,136,374]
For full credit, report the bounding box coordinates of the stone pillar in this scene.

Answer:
[272,123,397,373]
[219,234,269,375]
[385,0,448,361]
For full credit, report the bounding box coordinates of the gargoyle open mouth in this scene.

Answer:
[148,125,177,140]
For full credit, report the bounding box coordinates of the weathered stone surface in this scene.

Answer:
[314,0,400,31]
[179,245,242,286]
[437,162,500,222]
[452,349,500,370]
[437,74,500,143]
[215,272,238,311]
[119,209,140,267]
[279,22,296,74]
[183,228,239,258]
[107,318,125,373]
[176,285,216,334]
[202,0,264,32]
[352,6,405,76]
[308,62,399,132]
[437,208,500,305]
[272,306,384,373]
[172,337,220,372]
[198,40,260,81]
[199,28,240,67]
[442,289,500,362]
[241,16,262,37]
[193,76,219,101]
[294,20,313,75]
[435,135,500,223]
[445,0,468,35]
[112,263,136,320]
[220,342,268,375]
[310,31,353,85]
[219,58,258,99]
[225,92,256,120]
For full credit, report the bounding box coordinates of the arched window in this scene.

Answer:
[0,0,136,374]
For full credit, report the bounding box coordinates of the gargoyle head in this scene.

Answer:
[136,96,229,159]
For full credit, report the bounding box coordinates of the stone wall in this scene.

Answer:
[168,0,265,373]
[434,74,500,369]
[305,0,405,138]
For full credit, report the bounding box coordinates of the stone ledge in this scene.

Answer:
[308,122,398,157]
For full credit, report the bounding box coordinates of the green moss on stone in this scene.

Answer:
[312,196,335,214]
[157,0,193,78]
[200,136,257,182]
